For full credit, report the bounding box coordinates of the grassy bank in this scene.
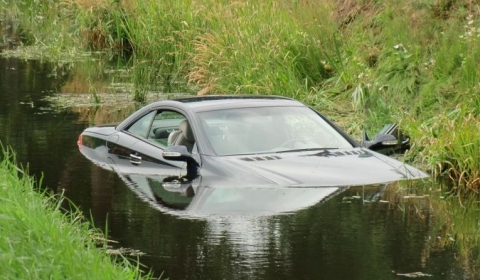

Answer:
[0,150,150,279]
[2,0,480,193]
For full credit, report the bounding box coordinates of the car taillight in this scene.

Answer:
[77,134,83,148]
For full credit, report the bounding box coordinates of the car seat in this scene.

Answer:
[168,120,195,152]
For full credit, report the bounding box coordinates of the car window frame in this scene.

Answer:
[122,108,200,155]
[124,110,156,139]
[195,106,357,156]
[147,110,187,148]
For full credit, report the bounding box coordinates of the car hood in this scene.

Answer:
[219,148,428,187]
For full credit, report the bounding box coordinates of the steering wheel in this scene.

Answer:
[279,138,306,149]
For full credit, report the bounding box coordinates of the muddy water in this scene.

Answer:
[0,56,472,280]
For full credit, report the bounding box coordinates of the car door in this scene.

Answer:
[108,108,196,176]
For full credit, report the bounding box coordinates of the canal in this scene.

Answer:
[0,56,473,279]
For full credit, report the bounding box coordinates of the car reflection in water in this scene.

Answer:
[118,170,345,267]
[106,165,419,273]
[120,171,341,218]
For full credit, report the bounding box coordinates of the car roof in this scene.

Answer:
[117,95,305,131]
[161,95,305,112]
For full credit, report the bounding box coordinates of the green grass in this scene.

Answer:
[2,0,480,193]
[0,149,151,279]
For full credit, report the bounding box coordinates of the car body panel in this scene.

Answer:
[81,130,186,176]
[194,147,425,187]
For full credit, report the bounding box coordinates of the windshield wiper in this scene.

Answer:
[274,147,338,154]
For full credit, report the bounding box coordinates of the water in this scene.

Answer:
[0,56,474,280]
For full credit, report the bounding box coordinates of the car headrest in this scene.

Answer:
[179,120,195,142]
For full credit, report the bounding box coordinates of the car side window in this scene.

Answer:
[125,109,194,150]
[126,111,156,138]
[147,110,186,148]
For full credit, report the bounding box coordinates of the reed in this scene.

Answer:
[1,0,81,50]
[437,114,480,193]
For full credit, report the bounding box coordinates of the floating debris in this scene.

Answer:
[395,271,433,278]
[43,92,193,111]
[403,195,429,199]
[106,247,146,257]
[342,195,361,200]
[90,232,119,244]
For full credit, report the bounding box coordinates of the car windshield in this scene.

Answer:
[197,106,354,156]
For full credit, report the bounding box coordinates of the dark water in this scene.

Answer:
[0,56,472,280]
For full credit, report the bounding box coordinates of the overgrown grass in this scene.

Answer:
[406,109,480,193]
[2,0,480,193]
[0,148,151,279]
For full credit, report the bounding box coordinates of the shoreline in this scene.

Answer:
[0,150,152,279]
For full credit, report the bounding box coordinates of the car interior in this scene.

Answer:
[167,120,195,152]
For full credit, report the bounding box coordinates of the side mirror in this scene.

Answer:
[373,133,398,145]
[362,124,410,154]
[364,133,397,149]
[163,145,200,173]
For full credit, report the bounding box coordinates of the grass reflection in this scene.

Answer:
[430,193,480,277]
[383,179,480,278]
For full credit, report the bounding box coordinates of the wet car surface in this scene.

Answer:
[78,95,428,190]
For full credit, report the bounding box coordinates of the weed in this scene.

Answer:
[3,0,480,193]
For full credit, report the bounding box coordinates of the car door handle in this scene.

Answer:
[129,154,142,165]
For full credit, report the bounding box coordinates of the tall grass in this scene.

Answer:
[1,0,81,51]
[3,0,480,192]
[69,0,336,98]
[0,148,151,279]
[432,113,480,193]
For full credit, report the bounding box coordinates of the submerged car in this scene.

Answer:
[78,95,428,189]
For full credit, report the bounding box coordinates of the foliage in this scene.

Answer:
[2,0,480,193]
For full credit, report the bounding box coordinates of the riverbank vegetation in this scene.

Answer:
[0,149,150,279]
[1,0,480,194]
